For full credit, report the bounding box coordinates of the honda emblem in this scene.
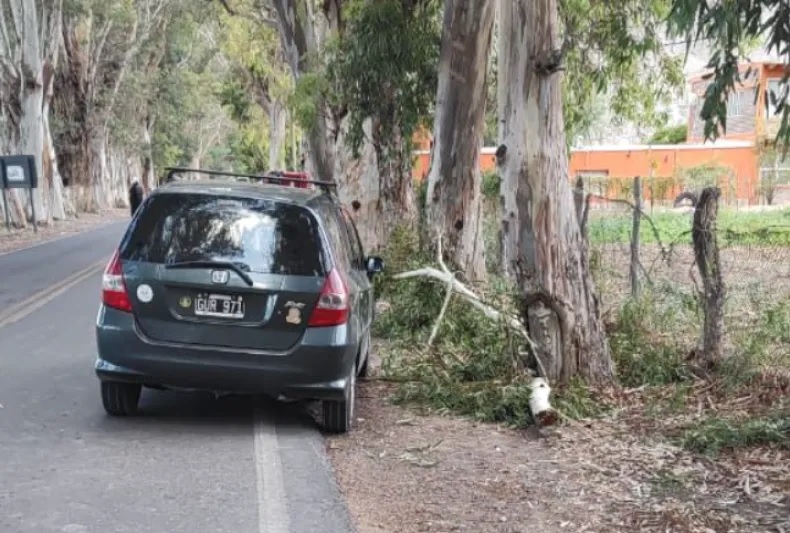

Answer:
[211,270,230,284]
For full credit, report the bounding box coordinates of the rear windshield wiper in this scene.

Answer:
[165,260,254,286]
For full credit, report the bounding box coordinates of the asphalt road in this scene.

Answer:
[0,224,355,533]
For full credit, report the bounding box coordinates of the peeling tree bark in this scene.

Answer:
[269,99,287,169]
[370,123,417,252]
[18,0,47,223]
[426,0,494,281]
[43,60,70,220]
[333,118,383,250]
[251,74,288,171]
[498,0,612,384]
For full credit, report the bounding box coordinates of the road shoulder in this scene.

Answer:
[0,208,128,256]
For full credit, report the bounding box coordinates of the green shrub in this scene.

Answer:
[609,290,699,387]
[677,411,790,455]
[480,170,501,202]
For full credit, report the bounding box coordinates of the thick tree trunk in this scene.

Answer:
[18,0,49,225]
[372,124,418,250]
[271,0,335,182]
[141,119,156,192]
[90,130,109,211]
[42,97,68,221]
[272,0,390,252]
[269,100,287,169]
[54,18,94,210]
[106,146,135,208]
[334,118,383,251]
[498,0,612,384]
[425,0,494,281]
[43,57,69,221]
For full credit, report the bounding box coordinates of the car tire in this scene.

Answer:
[322,369,355,434]
[357,331,371,378]
[358,354,370,378]
[101,381,141,416]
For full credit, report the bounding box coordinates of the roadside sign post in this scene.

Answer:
[2,188,9,232]
[0,155,38,233]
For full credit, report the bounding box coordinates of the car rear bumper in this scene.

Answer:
[95,306,358,401]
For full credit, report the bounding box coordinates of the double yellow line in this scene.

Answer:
[0,258,107,329]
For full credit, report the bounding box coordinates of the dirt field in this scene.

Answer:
[593,243,790,310]
[329,378,789,533]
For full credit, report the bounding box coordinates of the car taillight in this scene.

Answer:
[308,268,349,327]
[101,250,132,312]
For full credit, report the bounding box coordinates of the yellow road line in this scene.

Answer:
[0,258,107,329]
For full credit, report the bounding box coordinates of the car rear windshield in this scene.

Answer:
[119,193,326,276]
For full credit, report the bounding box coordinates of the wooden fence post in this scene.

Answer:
[693,186,726,366]
[630,176,642,297]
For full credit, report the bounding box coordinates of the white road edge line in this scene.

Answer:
[254,409,291,533]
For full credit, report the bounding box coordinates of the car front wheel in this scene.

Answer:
[101,381,141,416]
[322,368,355,434]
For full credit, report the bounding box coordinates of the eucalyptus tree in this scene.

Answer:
[497,0,683,383]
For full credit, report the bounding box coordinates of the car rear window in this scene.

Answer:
[119,193,326,276]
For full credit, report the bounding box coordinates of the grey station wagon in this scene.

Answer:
[95,168,384,433]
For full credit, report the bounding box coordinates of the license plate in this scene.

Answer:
[194,293,245,319]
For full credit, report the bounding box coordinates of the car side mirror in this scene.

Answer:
[366,256,385,277]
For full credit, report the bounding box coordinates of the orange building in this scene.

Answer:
[413,61,789,205]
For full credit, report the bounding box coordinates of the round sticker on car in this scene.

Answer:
[136,284,154,303]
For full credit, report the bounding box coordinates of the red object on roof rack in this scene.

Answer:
[267,170,311,189]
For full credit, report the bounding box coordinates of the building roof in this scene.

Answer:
[685,57,787,83]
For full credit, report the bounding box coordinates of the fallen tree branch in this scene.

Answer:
[393,244,557,426]
[426,234,455,348]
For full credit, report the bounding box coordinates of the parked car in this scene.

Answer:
[94,168,384,433]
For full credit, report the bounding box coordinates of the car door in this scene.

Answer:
[316,203,363,331]
[339,207,372,331]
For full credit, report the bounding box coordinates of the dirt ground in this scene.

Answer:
[327,236,789,533]
[328,378,789,533]
[0,208,128,255]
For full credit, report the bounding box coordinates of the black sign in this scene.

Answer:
[0,155,37,189]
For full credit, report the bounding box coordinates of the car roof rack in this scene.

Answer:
[163,167,338,196]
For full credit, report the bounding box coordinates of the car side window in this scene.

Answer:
[340,208,365,270]
[320,206,352,273]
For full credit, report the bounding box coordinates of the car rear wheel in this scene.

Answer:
[101,381,141,416]
[322,369,355,434]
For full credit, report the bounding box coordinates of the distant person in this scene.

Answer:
[129,181,144,216]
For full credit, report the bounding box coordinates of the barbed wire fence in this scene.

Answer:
[575,176,790,372]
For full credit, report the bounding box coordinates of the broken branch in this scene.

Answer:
[393,249,557,426]
[427,235,455,348]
